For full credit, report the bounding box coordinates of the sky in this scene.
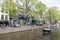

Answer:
[0,0,60,9]
[39,0,60,9]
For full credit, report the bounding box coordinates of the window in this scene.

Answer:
[1,14,4,20]
[5,15,8,20]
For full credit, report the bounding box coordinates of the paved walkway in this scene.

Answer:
[0,25,42,34]
[0,24,56,34]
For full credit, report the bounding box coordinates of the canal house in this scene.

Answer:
[0,12,9,26]
[0,0,9,27]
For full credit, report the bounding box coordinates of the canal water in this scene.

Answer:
[0,28,60,40]
[51,28,60,40]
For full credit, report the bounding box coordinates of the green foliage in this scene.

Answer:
[35,1,47,12]
[18,0,38,15]
[55,13,60,21]
[45,7,60,21]
[2,0,18,18]
[2,0,47,18]
[2,0,60,22]
[34,1,47,21]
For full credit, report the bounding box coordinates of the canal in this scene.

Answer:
[0,26,60,40]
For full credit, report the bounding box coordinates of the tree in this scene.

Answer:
[2,0,18,18]
[15,0,38,15]
[54,10,60,21]
[45,7,60,23]
[34,1,47,21]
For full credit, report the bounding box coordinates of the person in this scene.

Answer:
[4,21,9,27]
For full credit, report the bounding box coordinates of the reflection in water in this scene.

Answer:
[51,29,60,40]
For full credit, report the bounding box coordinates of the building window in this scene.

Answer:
[5,15,8,20]
[1,14,4,20]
